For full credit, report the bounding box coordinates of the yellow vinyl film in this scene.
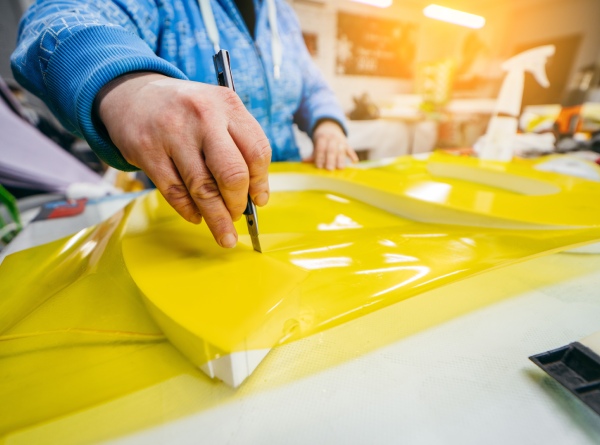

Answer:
[2,154,600,442]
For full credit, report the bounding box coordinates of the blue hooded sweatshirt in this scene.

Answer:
[11,0,347,170]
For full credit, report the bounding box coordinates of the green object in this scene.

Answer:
[416,58,455,118]
[0,185,21,244]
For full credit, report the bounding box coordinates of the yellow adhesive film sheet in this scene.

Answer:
[1,154,600,442]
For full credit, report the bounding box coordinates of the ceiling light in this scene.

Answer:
[350,0,393,8]
[423,4,485,29]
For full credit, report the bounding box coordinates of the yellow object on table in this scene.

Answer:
[2,153,600,442]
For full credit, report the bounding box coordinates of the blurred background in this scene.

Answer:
[292,0,600,107]
[1,0,600,160]
[291,0,600,157]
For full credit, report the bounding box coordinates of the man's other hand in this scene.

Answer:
[309,120,358,170]
[96,73,271,248]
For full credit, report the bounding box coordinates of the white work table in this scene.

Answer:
[3,194,600,445]
[107,253,600,445]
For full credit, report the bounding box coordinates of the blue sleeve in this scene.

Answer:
[11,0,188,171]
[279,2,348,138]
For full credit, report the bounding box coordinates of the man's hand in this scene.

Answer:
[309,120,358,170]
[96,72,271,248]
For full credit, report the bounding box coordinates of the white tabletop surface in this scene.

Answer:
[101,252,600,445]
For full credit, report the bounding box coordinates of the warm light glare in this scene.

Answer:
[423,4,485,29]
[351,0,393,8]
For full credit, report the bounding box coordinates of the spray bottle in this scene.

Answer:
[479,45,555,161]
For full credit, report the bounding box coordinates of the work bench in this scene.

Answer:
[1,193,600,445]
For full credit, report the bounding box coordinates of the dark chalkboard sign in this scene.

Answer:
[336,12,417,78]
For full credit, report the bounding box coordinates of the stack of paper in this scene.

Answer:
[0,84,104,193]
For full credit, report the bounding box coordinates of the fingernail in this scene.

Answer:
[191,213,202,224]
[221,233,237,248]
[255,192,269,207]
